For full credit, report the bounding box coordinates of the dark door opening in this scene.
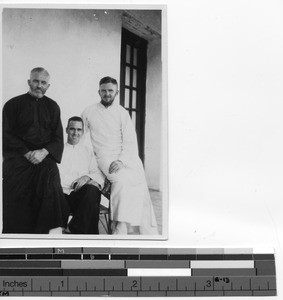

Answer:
[120,28,148,163]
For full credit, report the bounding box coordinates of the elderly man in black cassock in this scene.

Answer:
[2,67,69,234]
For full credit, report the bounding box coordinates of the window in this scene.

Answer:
[120,28,147,163]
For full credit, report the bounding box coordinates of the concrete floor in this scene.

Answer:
[99,189,163,235]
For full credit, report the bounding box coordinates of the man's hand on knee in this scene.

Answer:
[72,175,91,192]
[88,179,101,190]
[28,148,49,164]
[109,160,124,174]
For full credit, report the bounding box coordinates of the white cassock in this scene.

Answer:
[82,102,158,235]
[58,143,105,195]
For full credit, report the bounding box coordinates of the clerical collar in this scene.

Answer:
[28,92,44,101]
[66,142,80,148]
[99,101,117,108]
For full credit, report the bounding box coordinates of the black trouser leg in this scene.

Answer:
[65,185,101,234]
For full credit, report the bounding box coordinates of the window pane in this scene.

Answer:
[131,111,136,127]
[133,69,137,88]
[132,90,137,109]
[126,44,131,64]
[124,88,130,108]
[133,48,138,66]
[125,66,130,86]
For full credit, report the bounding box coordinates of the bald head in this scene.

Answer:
[30,67,50,80]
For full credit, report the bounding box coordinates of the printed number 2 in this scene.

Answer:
[132,280,138,288]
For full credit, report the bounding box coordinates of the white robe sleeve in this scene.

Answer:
[118,109,139,166]
[87,148,105,188]
[57,147,75,194]
[58,167,74,190]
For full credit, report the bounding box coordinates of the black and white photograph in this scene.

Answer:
[1,4,167,239]
[1,1,283,298]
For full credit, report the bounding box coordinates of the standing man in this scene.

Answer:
[82,76,158,235]
[2,67,69,234]
[58,116,104,234]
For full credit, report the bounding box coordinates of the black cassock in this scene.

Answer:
[2,93,69,233]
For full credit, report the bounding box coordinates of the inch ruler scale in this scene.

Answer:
[0,247,277,297]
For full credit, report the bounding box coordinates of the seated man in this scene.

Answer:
[2,67,69,234]
[82,76,158,235]
[58,116,105,234]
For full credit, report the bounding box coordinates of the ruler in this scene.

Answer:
[0,247,276,297]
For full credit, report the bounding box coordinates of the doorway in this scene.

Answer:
[120,28,148,163]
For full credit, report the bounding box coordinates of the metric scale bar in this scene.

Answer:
[0,247,277,297]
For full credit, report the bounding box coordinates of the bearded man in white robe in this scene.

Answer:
[82,76,158,235]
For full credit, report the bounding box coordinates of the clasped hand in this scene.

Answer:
[24,149,49,164]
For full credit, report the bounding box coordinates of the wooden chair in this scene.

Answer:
[99,178,112,234]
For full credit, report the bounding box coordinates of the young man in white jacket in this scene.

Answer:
[58,116,104,234]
